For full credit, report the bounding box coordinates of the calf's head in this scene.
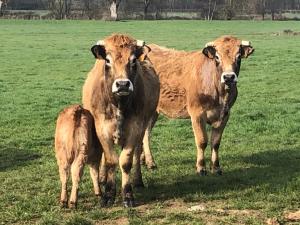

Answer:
[91,34,150,97]
[202,36,254,88]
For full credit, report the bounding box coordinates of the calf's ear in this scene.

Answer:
[91,43,106,59]
[202,46,216,59]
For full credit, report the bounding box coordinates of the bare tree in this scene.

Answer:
[83,0,96,19]
[206,0,217,20]
[0,0,8,15]
[252,0,266,20]
[48,0,72,19]
[143,0,151,19]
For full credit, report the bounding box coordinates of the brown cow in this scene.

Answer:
[54,104,102,208]
[82,34,159,207]
[142,36,254,175]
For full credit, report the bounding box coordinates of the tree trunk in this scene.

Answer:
[143,0,150,20]
[110,1,118,20]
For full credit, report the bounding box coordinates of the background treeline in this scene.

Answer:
[1,0,300,20]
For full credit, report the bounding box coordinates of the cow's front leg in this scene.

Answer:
[133,144,144,188]
[211,121,228,175]
[119,145,135,207]
[191,115,208,176]
[99,140,118,207]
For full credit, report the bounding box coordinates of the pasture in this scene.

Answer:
[0,20,299,225]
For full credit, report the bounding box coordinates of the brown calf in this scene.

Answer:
[54,104,102,208]
[82,34,159,207]
[143,36,254,175]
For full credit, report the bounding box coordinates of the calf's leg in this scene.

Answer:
[58,164,69,208]
[69,155,85,208]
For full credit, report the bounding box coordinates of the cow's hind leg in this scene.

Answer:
[191,115,208,176]
[89,161,101,197]
[99,154,107,185]
[69,155,85,208]
[141,112,158,169]
[58,164,69,208]
[119,145,135,207]
[210,125,226,175]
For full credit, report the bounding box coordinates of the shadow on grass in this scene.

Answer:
[0,146,41,172]
[137,148,300,203]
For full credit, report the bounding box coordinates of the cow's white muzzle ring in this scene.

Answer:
[112,78,134,95]
[221,72,238,84]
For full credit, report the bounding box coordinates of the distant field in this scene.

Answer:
[0,20,299,225]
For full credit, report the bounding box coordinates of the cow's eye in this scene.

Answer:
[105,55,112,67]
[130,55,137,66]
[215,53,220,63]
[236,54,241,62]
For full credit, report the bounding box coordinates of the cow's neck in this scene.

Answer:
[214,72,238,122]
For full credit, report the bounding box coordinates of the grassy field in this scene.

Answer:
[0,19,299,225]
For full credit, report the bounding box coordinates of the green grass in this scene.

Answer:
[0,20,299,225]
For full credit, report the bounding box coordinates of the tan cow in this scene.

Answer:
[82,34,159,207]
[54,104,102,208]
[142,36,254,175]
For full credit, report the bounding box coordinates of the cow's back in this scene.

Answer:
[148,44,203,118]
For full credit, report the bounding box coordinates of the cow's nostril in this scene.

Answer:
[125,81,130,87]
[230,75,235,80]
[116,82,120,88]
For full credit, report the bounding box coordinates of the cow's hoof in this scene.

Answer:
[123,198,135,208]
[99,176,107,185]
[214,168,223,176]
[146,162,157,170]
[68,201,77,209]
[60,200,68,208]
[100,196,115,207]
[133,180,145,188]
[198,169,207,176]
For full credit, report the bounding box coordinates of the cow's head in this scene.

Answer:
[202,36,254,88]
[91,34,151,98]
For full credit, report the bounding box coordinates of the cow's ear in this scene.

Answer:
[91,45,106,59]
[136,45,151,62]
[202,46,216,59]
[241,45,254,58]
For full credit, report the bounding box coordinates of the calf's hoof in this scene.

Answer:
[197,169,207,176]
[60,200,68,208]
